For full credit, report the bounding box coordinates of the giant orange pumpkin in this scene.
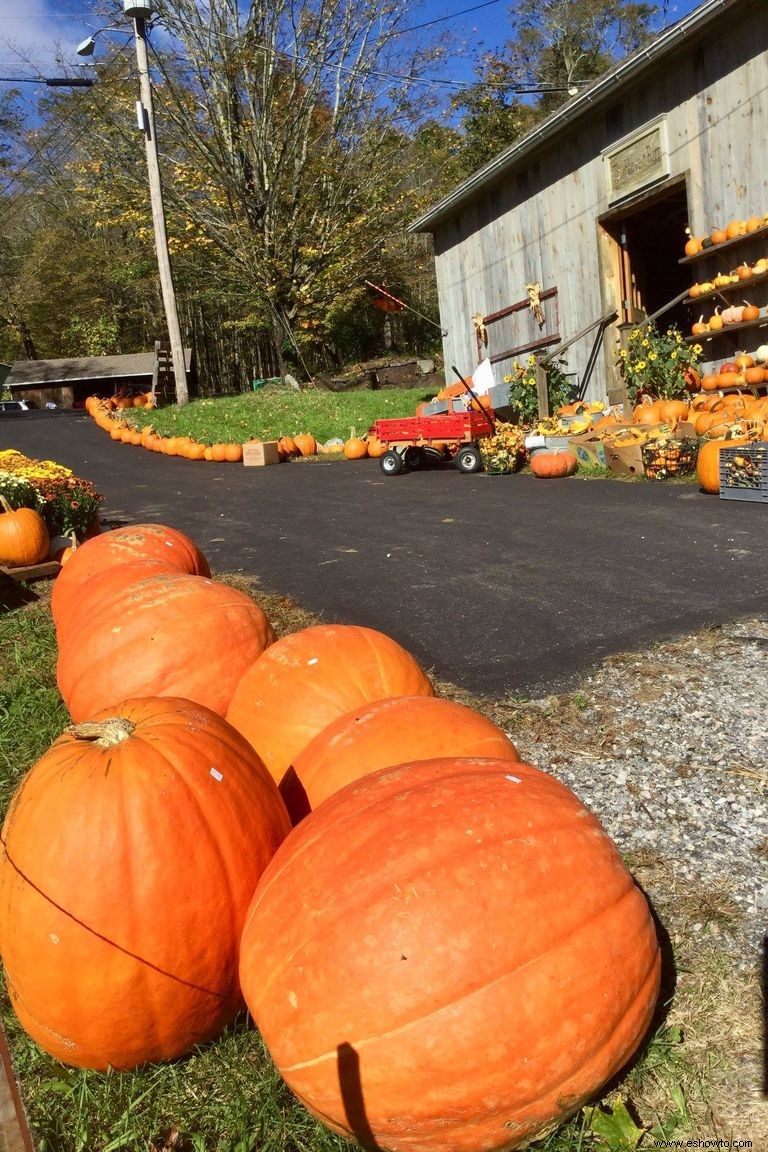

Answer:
[57,573,275,721]
[240,757,661,1152]
[226,625,433,786]
[55,559,179,647]
[0,498,49,567]
[0,697,290,1070]
[51,523,211,628]
[284,695,520,822]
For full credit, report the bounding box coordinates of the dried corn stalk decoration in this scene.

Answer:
[526,282,545,328]
[473,312,488,347]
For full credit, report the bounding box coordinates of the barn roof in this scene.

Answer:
[7,351,192,387]
[409,0,741,233]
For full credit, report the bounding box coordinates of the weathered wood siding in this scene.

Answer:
[430,1,768,400]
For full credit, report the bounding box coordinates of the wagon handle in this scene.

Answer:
[451,366,496,432]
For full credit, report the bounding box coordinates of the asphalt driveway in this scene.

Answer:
[3,410,767,698]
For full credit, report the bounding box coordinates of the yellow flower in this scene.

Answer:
[637,360,647,371]
[649,352,657,361]
[670,350,677,359]
[619,349,628,359]
[527,355,536,367]
[693,343,703,355]
[642,338,650,348]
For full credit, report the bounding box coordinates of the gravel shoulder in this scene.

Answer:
[437,611,767,1143]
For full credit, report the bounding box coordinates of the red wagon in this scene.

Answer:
[368,369,496,476]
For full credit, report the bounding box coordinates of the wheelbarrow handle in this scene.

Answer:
[451,366,496,433]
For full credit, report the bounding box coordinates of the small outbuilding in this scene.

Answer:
[410,0,768,405]
[5,349,193,409]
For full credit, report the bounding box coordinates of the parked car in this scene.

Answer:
[0,399,30,416]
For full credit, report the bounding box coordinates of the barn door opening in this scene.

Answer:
[601,181,691,332]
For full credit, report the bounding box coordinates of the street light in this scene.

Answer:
[77,0,189,406]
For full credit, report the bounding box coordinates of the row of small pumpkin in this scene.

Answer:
[85,396,387,462]
[0,521,662,1152]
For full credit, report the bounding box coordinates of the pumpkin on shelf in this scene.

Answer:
[530,449,578,478]
[239,757,661,1152]
[691,316,709,336]
[721,304,744,326]
[0,697,290,1070]
[684,233,702,257]
[0,498,49,568]
[741,302,760,323]
[708,308,724,331]
[710,227,728,245]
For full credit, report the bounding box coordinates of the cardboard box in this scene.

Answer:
[568,432,607,468]
[605,442,645,477]
[243,440,280,467]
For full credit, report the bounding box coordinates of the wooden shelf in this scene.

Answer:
[679,222,768,265]
[684,316,768,344]
[684,267,768,303]
[698,382,768,396]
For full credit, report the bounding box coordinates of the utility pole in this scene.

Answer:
[126,1,189,405]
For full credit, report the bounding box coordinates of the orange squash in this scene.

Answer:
[530,450,578,478]
[293,433,317,457]
[0,697,290,1070]
[0,498,49,567]
[226,624,433,787]
[57,572,275,721]
[343,436,368,460]
[657,400,689,425]
[366,435,387,458]
[632,398,664,424]
[224,443,243,463]
[284,696,520,822]
[240,758,661,1152]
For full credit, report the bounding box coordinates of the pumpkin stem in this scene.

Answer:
[65,717,135,747]
[0,495,12,514]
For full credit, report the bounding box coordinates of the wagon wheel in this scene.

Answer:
[455,444,483,474]
[380,450,404,476]
[403,447,424,470]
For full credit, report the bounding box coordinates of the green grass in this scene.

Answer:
[126,386,434,446]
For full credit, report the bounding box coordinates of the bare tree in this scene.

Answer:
[144,0,444,374]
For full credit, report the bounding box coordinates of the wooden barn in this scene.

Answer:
[410,0,768,407]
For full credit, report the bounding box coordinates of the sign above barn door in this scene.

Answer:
[603,116,670,205]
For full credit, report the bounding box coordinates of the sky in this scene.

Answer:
[0,0,707,91]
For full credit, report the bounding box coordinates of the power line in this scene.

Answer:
[0,44,132,212]
[158,37,589,95]
[397,0,505,34]
[0,75,94,86]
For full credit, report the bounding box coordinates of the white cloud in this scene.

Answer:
[0,0,101,75]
